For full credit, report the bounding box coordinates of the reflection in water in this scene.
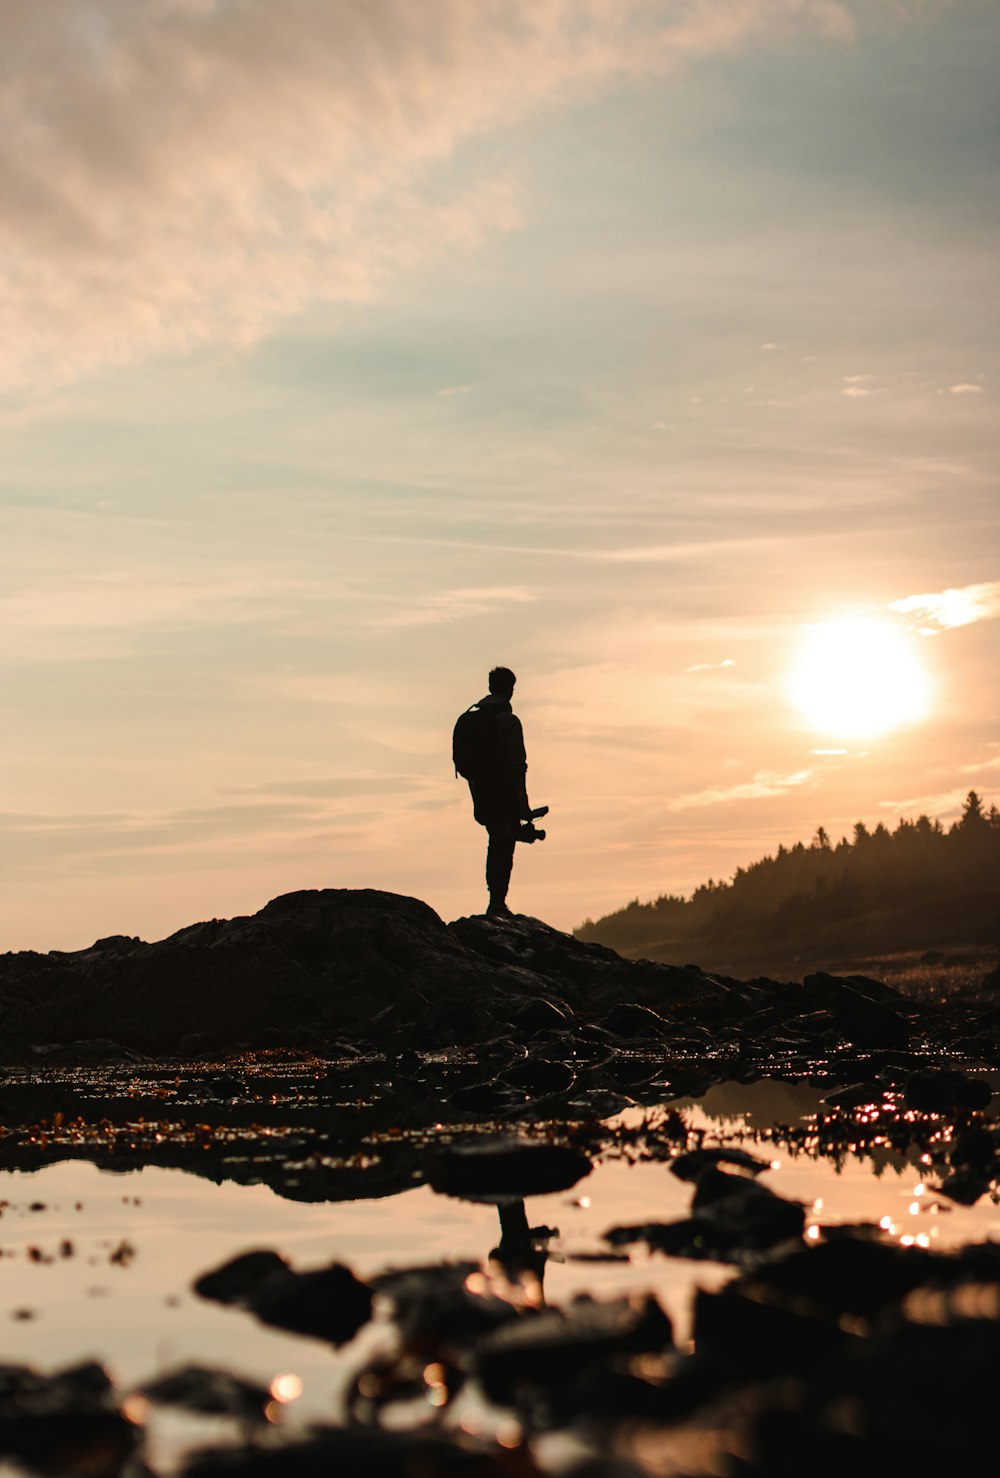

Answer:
[488,1200,551,1306]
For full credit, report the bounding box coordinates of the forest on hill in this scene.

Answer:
[575,791,1000,983]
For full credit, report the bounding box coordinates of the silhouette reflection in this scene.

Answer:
[488,1198,554,1306]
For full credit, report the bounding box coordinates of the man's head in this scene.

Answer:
[488,666,516,700]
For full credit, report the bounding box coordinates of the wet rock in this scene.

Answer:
[447,1081,512,1115]
[509,997,573,1035]
[694,1281,853,1377]
[371,1262,519,1350]
[502,1058,576,1098]
[0,889,542,1054]
[193,1250,289,1304]
[0,1359,139,1476]
[426,1137,593,1202]
[601,1054,660,1090]
[194,1250,372,1346]
[139,1364,272,1420]
[476,1293,673,1417]
[800,972,910,1049]
[728,1270,1000,1473]
[732,1237,942,1321]
[183,1425,539,1477]
[904,1068,992,1113]
[600,1003,670,1041]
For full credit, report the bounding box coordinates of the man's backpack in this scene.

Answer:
[453,704,503,781]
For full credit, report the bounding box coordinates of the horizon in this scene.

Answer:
[3,1,998,952]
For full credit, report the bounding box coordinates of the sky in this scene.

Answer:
[2,0,998,951]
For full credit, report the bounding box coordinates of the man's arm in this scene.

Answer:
[504,714,531,819]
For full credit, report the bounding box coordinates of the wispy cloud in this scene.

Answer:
[888,580,1000,630]
[949,383,983,394]
[0,0,899,393]
[665,769,814,812]
[685,659,736,673]
[378,586,538,628]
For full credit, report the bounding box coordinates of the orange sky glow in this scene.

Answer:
[1,1,997,949]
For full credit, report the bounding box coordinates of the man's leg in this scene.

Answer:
[485,821,517,915]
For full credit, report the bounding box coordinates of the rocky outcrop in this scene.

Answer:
[1,885,990,1067]
[0,888,749,1055]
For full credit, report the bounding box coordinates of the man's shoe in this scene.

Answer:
[486,900,514,919]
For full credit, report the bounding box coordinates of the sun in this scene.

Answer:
[787,617,931,739]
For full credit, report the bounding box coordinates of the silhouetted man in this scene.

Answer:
[462,666,532,918]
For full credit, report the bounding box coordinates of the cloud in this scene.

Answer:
[841,385,870,397]
[377,585,538,628]
[685,659,736,673]
[949,383,984,394]
[0,0,896,392]
[665,769,814,812]
[888,580,1000,630]
[876,789,968,820]
[221,775,427,798]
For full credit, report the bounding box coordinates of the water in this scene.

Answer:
[1,1080,997,1472]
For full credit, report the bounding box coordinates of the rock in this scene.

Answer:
[370,1262,519,1349]
[447,1081,511,1115]
[194,1250,372,1346]
[600,1003,670,1041]
[139,1364,272,1420]
[502,1058,576,1097]
[509,997,573,1035]
[734,1237,941,1320]
[193,1250,289,1304]
[0,889,532,1054]
[693,1281,853,1377]
[801,972,911,1049]
[426,1137,593,1202]
[182,1425,537,1477]
[476,1293,674,1411]
[0,889,744,1057]
[0,1359,138,1475]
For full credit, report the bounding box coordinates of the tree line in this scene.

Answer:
[576,791,1000,969]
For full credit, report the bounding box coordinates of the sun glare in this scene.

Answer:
[787,617,931,739]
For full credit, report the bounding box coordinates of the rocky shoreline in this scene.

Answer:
[1,886,997,1069]
[3,888,1000,1477]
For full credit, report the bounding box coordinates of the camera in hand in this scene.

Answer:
[517,805,549,844]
